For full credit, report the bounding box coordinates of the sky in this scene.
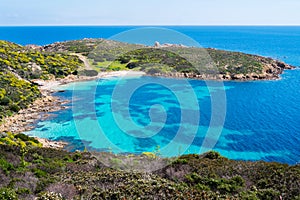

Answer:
[0,0,299,25]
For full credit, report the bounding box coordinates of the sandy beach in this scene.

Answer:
[0,70,145,149]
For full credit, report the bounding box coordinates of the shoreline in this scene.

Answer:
[0,68,294,149]
[0,70,145,149]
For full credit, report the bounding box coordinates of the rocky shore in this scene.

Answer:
[0,70,146,149]
[0,94,69,148]
[0,95,68,133]
[149,60,295,81]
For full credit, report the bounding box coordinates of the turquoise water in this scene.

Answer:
[1,26,299,164]
[27,71,300,164]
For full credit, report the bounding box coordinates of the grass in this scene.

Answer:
[94,60,128,71]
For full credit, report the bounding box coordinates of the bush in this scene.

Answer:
[256,189,281,200]
[78,70,98,77]
[37,191,63,200]
[0,157,14,174]
[118,56,131,64]
[147,68,162,75]
[0,187,17,200]
[14,134,39,144]
[204,151,221,159]
[0,97,10,106]
[126,62,138,69]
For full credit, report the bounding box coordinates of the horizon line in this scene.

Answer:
[1,24,300,27]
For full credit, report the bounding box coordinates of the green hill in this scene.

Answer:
[0,40,83,120]
[0,135,299,199]
[43,38,294,80]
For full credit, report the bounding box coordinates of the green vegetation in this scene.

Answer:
[0,70,40,120]
[207,48,264,74]
[0,138,299,199]
[44,39,292,79]
[0,39,297,199]
[0,40,84,121]
[0,41,82,80]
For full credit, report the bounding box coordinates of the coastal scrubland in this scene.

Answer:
[0,39,298,199]
[0,133,299,199]
[44,38,294,80]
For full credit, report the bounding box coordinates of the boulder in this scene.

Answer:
[259,73,267,79]
[232,74,245,80]
[154,41,161,48]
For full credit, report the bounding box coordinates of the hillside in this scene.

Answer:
[0,134,299,199]
[0,39,299,199]
[43,38,294,80]
[1,38,294,121]
[0,40,83,120]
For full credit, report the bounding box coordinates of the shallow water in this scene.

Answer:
[3,26,298,164]
[26,69,300,164]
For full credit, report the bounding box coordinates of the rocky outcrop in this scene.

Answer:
[153,41,187,48]
[0,95,69,133]
[25,44,43,51]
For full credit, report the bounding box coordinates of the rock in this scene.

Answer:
[0,132,8,138]
[251,73,259,79]
[24,44,43,51]
[28,63,42,72]
[232,74,245,80]
[218,74,224,79]
[154,41,161,48]
[259,73,267,79]
[224,74,231,79]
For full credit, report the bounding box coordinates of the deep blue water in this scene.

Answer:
[1,26,300,65]
[1,26,299,164]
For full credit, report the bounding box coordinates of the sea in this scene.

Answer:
[0,26,299,164]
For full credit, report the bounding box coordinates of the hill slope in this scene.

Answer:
[43,38,294,80]
[1,38,294,120]
[0,39,299,199]
[0,138,299,199]
[0,40,83,120]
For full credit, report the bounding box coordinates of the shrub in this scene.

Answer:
[14,134,39,144]
[37,191,63,200]
[0,97,10,106]
[256,189,281,200]
[0,157,14,174]
[0,187,17,200]
[78,70,98,77]
[118,56,131,64]
[204,151,221,159]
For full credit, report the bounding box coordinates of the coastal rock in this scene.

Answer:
[153,41,187,48]
[232,74,245,80]
[154,41,161,48]
[0,94,69,134]
[224,74,231,80]
[259,73,267,79]
[251,73,259,79]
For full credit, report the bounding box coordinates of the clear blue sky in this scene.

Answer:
[0,0,299,25]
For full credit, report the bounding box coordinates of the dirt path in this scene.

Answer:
[72,53,93,70]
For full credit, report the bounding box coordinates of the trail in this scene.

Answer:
[72,53,93,70]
